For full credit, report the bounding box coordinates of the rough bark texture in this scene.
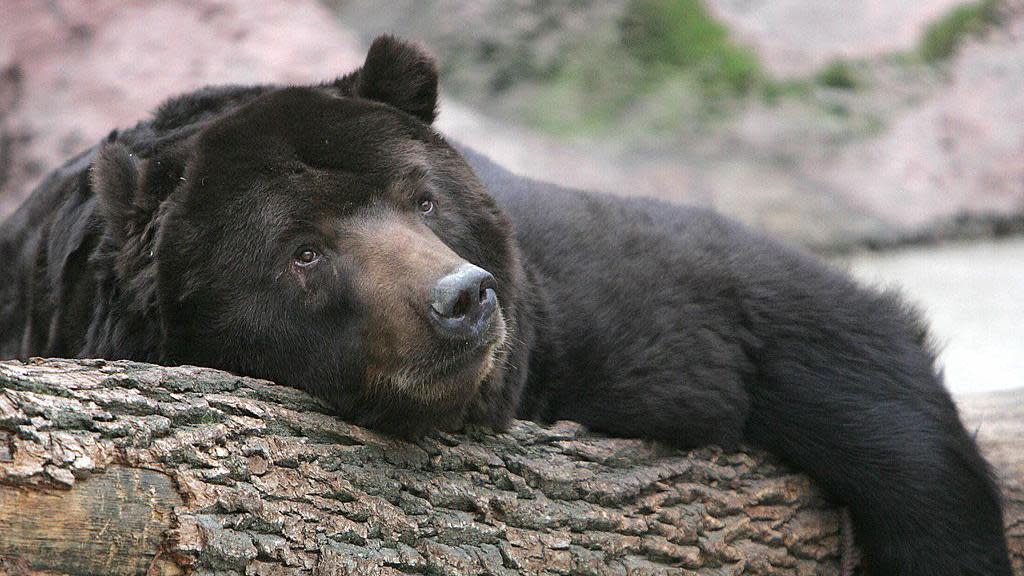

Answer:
[0,359,1020,576]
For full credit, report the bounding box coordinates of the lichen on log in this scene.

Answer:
[0,358,1020,575]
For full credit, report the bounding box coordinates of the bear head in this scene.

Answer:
[89,36,527,436]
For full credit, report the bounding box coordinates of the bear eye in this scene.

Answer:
[418,197,435,214]
[294,247,321,267]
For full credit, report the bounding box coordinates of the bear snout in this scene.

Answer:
[428,263,498,341]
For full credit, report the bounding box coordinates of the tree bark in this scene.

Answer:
[0,359,1019,576]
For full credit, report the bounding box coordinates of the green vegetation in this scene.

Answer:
[524,48,646,136]
[620,0,761,97]
[525,0,765,136]
[815,60,859,90]
[449,0,1011,138]
[522,0,1010,136]
[759,79,812,106]
[919,0,1001,62]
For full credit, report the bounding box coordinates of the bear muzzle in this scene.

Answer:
[428,263,498,341]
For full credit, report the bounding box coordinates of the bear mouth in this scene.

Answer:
[390,309,508,404]
[429,313,506,382]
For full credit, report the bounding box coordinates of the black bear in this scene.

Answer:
[0,36,1011,575]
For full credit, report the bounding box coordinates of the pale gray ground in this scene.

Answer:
[844,238,1024,395]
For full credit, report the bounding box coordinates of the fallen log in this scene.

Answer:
[0,358,1019,575]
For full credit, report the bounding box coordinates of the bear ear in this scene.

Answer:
[352,35,439,124]
[91,142,145,246]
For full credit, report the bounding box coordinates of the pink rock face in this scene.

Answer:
[824,35,1024,230]
[705,0,973,77]
[2,0,1021,246]
[0,0,364,218]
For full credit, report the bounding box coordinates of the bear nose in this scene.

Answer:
[428,264,498,339]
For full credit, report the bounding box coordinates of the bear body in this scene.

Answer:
[0,37,1012,575]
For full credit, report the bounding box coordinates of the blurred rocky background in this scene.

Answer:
[1,0,1021,393]
[336,0,1024,249]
